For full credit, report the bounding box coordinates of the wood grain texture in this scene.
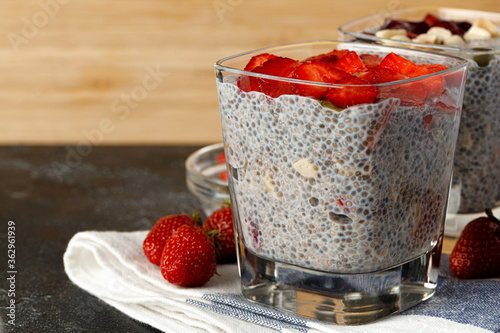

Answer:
[1,0,499,144]
[443,237,456,255]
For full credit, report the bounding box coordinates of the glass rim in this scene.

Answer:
[338,6,500,55]
[214,40,469,88]
[185,142,229,188]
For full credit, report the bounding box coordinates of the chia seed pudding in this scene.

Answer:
[338,7,500,214]
[217,77,461,273]
[453,59,500,213]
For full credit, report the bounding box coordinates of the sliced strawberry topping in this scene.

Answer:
[252,57,300,97]
[216,152,226,164]
[304,49,349,63]
[379,53,446,100]
[423,13,439,27]
[323,77,377,108]
[293,60,350,99]
[418,74,446,99]
[252,56,299,76]
[417,64,448,98]
[360,67,428,105]
[379,52,434,78]
[359,67,408,84]
[239,57,300,97]
[419,63,449,73]
[377,80,428,106]
[243,53,277,71]
[238,49,449,106]
[332,51,367,74]
[237,75,259,93]
[406,31,419,39]
[359,54,382,69]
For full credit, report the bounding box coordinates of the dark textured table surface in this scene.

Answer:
[0,145,206,333]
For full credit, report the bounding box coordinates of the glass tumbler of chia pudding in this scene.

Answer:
[339,7,500,235]
[215,41,468,324]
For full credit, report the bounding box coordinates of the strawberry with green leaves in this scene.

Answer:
[161,224,217,287]
[143,214,198,265]
[449,208,500,279]
[203,206,236,263]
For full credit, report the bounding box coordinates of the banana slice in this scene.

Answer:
[293,159,318,179]
[464,26,492,41]
[473,18,499,37]
[375,29,407,39]
[412,33,438,44]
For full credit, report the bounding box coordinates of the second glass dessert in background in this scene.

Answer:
[215,41,468,324]
[339,7,500,233]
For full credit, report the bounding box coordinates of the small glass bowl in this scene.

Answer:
[185,143,229,216]
[338,6,500,57]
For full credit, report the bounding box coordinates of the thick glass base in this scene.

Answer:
[237,236,442,325]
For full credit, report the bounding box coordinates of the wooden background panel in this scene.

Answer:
[1,0,499,145]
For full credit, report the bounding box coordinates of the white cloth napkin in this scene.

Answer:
[63,230,499,333]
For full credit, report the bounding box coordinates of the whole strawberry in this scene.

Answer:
[449,208,500,279]
[143,214,198,265]
[203,206,236,263]
[161,224,217,287]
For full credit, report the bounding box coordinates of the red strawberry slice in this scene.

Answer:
[293,60,350,99]
[304,49,349,63]
[379,52,430,77]
[377,81,428,106]
[216,152,228,181]
[216,152,226,164]
[239,54,278,92]
[243,53,277,71]
[418,63,448,99]
[246,56,300,97]
[359,67,408,84]
[406,31,419,39]
[380,53,445,100]
[252,56,299,76]
[322,76,377,108]
[423,13,440,27]
[359,54,382,69]
[361,67,428,105]
[419,63,449,73]
[332,51,367,74]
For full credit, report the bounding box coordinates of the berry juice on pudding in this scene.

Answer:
[215,41,468,324]
[339,7,500,214]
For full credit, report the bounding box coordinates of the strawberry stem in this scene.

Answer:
[192,211,202,227]
[485,208,500,225]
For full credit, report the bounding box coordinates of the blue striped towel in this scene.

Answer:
[64,230,500,333]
